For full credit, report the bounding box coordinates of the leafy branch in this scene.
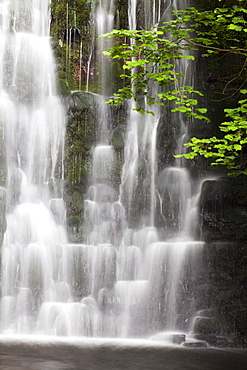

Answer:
[176,90,247,175]
[100,1,247,174]
[100,26,209,120]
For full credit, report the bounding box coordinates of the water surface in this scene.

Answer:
[0,337,246,370]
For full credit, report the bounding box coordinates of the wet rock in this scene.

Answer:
[199,243,247,336]
[8,168,23,208]
[194,317,217,334]
[183,341,207,348]
[234,309,247,335]
[111,127,125,150]
[213,337,232,348]
[49,198,66,225]
[171,334,186,345]
[194,334,217,345]
[151,333,186,345]
[199,176,247,242]
[232,336,247,348]
[194,334,247,348]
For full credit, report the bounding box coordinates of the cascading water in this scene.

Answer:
[78,0,204,338]
[0,0,67,334]
[96,0,115,96]
[156,0,203,242]
[0,0,204,340]
[114,0,204,335]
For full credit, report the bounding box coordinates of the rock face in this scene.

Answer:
[199,177,247,242]
[197,176,247,336]
[206,243,247,335]
[64,92,126,241]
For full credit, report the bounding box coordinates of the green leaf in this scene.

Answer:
[171,106,192,113]
[228,24,243,31]
[184,55,195,60]
[196,108,208,114]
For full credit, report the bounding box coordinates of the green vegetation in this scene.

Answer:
[101,27,209,121]
[50,0,91,93]
[64,94,96,232]
[180,92,247,174]
[101,0,247,174]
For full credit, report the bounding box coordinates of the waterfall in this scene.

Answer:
[96,0,115,95]
[0,0,66,334]
[0,0,204,339]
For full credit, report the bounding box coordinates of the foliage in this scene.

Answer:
[85,0,98,4]
[101,27,209,121]
[50,0,91,92]
[101,0,247,174]
[51,0,90,40]
[177,90,247,175]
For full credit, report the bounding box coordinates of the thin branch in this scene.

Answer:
[212,78,247,101]
[223,58,247,94]
[186,39,247,54]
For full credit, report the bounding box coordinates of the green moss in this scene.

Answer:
[50,0,91,94]
[64,94,97,233]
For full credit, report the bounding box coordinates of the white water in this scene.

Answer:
[96,0,115,95]
[0,0,204,339]
[79,0,204,338]
[0,0,66,334]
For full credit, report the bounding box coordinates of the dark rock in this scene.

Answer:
[231,336,247,348]
[199,176,247,242]
[194,334,217,344]
[111,127,125,150]
[171,334,186,345]
[151,333,186,345]
[213,337,230,348]
[194,317,220,335]
[183,341,207,348]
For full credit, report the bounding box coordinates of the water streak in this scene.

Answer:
[0,0,66,334]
